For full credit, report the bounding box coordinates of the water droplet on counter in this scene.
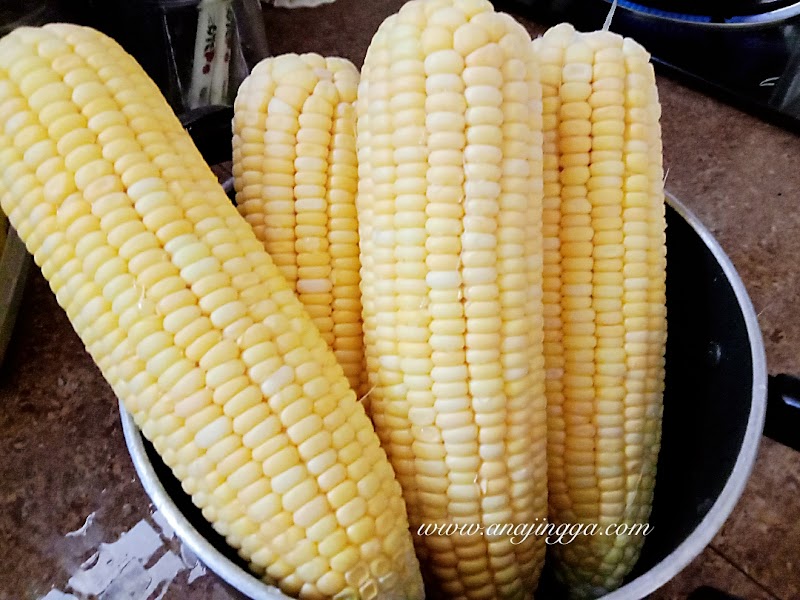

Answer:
[39,591,78,600]
[65,512,96,538]
[43,508,230,600]
[150,508,175,540]
[181,544,207,583]
[80,551,100,570]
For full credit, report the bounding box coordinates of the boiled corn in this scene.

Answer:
[532,23,667,598]
[233,54,365,395]
[357,0,548,598]
[0,23,423,600]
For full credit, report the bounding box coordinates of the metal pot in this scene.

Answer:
[518,0,800,28]
[120,108,768,599]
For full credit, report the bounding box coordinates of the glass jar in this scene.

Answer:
[63,0,269,115]
[135,0,252,112]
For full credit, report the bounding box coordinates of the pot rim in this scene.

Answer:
[119,192,768,600]
[604,0,800,29]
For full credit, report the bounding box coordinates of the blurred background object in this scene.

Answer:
[0,0,49,367]
[0,0,59,35]
[59,0,269,114]
[233,0,271,69]
[265,0,337,7]
[0,228,31,369]
[507,0,800,133]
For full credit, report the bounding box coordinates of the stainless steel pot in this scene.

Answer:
[603,0,800,29]
[120,109,768,599]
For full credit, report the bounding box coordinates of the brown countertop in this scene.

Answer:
[1,1,799,599]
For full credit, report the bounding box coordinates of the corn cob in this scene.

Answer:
[532,23,667,598]
[0,24,424,600]
[357,1,548,598]
[233,54,365,396]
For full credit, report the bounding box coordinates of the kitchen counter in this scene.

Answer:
[1,0,799,598]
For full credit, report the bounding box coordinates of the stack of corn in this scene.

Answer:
[0,2,667,599]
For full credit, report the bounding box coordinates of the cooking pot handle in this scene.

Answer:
[766,374,800,452]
